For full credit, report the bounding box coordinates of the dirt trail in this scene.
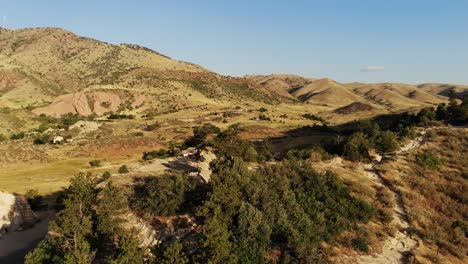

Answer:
[356,134,426,264]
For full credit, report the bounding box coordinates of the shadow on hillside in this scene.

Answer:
[162,158,199,172]
[262,112,418,157]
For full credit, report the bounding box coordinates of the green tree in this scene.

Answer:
[24,240,54,264]
[375,130,400,154]
[343,133,370,162]
[234,203,271,264]
[243,146,259,162]
[196,216,237,264]
[132,174,186,216]
[436,103,448,120]
[110,233,146,264]
[63,236,95,264]
[97,182,128,241]
[160,241,189,264]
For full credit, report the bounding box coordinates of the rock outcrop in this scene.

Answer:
[0,192,37,237]
[32,92,93,117]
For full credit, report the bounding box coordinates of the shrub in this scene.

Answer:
[25,189,42,210]
[33,134,50,145]
[375,130,400,154]
[10,132,25,140]
[142,149,173,160]
[302,113,328,124]
[351,238,369,253]
[36,123,49,133]
[118,165,129,174]
[108,113,134,120]
[309,147,333,162]
[258,107,268,112]
[89,160,101,167]
[416,152,442,170]
[399,126,416,140]
[0,134,7,142]
[144,123,160,131]
[243,146,259,162]
[343,133,370,162]
[102,171,111,180]
[133,132,144,137]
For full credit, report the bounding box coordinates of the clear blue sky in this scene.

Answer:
[2,0,468,84]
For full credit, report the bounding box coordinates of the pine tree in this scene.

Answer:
[63,236,95,264]
[97,182,128,238]
[110,233,146,264]
[160,241,189,264]
[234,202,271,264]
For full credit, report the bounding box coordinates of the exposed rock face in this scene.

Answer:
[0,192,37,237]
[89,91,122,116]
[32,91,147,117]
[32,92,93,117]
[124,212,159,248]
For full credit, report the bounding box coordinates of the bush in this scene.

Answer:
[25,189,42,210]
[375,130,400,154]
[33,134,50,145]
[89,160,101,167]
[144,123,160,131]
[351,238,369,253]
[118,165,129,174]
[309,147,333,161]
[108,113,134,120]
[142,149,173,160]
[0,134,7,142]
[416,152,442,170]
[243,146,259,162]
[343,133,370,162]
[133,132,144,137]
[102,171,111,180]
[10,132,25,140]
[302,113,328,124]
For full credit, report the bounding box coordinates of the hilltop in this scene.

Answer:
[248,74,453,110]
[0,27,278,116]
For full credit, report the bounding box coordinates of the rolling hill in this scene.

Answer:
[249,74,451,110]
[0,27,463,127]
[0,27,280,116]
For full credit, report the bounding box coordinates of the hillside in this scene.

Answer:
[418,83,468,99]
[249,74,449,110]
[0,27,279,115]
[0,28,460,124]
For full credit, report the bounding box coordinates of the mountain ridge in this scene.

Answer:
[0,27,464,120]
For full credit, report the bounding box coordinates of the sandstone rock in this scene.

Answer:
[0,192,37,238]
[32,92,93,117]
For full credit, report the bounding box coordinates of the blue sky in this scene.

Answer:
[1,0,467,84]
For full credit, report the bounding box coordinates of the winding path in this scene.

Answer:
[356,133,426,264]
